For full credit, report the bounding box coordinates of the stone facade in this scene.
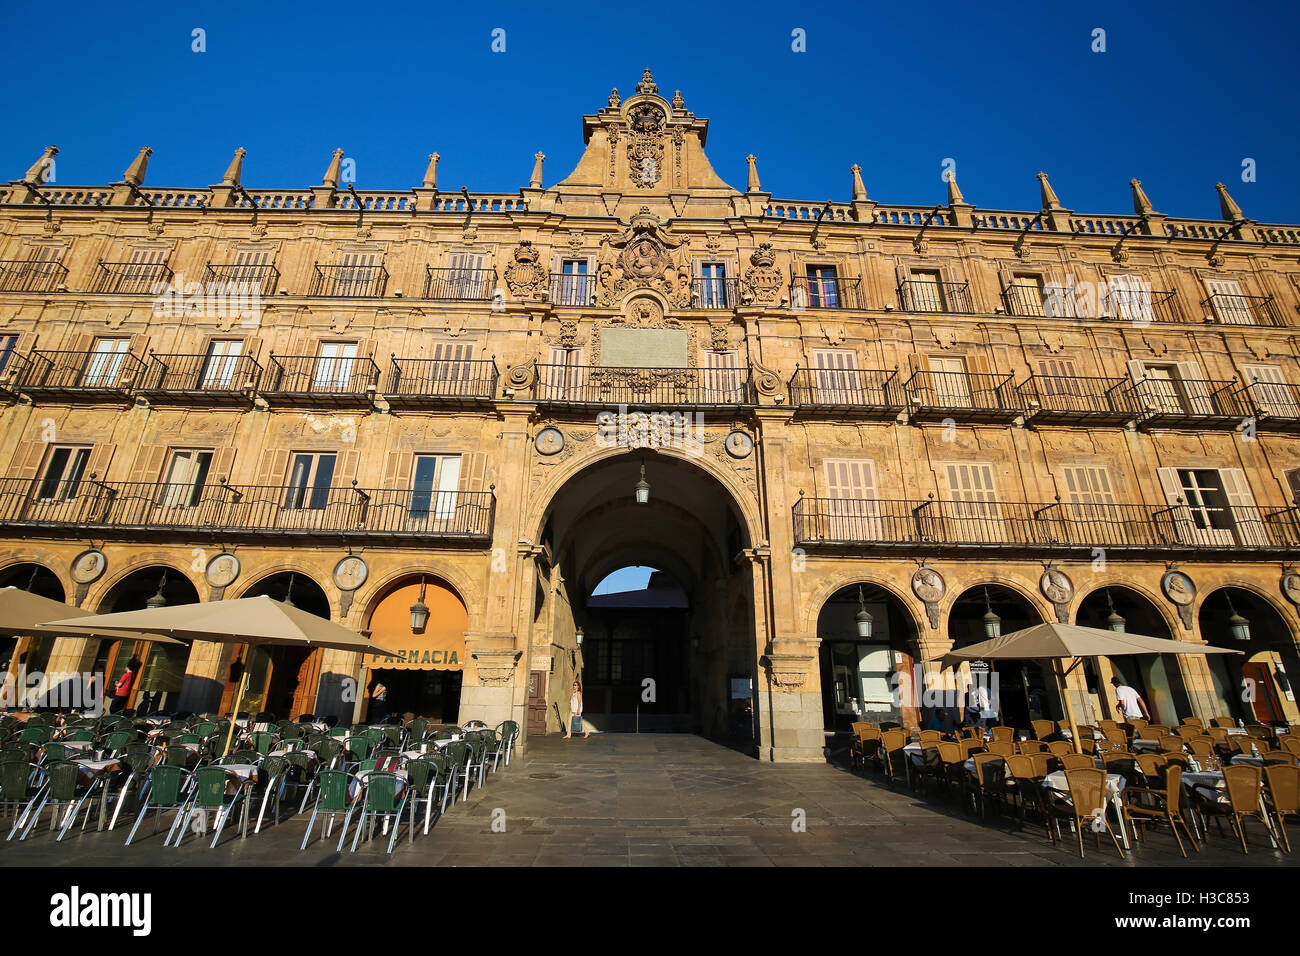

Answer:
[0,72,1297,761]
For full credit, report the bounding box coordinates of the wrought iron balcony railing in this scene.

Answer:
[386,357,499,403]
[549,272,595,307]
[903,370,1022,421]
[138,353,264,396]
[0,478,495,541]
[1002,283,1048,317]
[898,279,973,314]
[790,275,864,310]
[1103,288,1185,324]
[1131,377,1252,427]
[309,264,388,298]
[423,267,496,301]
[262,354,382,397]
[1200,292,1284,327]
[91,260,173,295]
[0,259,68,293]
[11,349,146,393]
[787,367,903,415]
[1017,375,1143,424]
[1237,379,1300,429]
[691,277,738,310]
[202,262,280,297]
[533,364,754,407]
[792,496,1300,552]
[1002,284,1186,324]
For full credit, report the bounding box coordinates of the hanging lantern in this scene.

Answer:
[145,570,168,609]
[982,586,1001,640]
[1225,591,1251,642]
[855,585,873,639]
[575,627,584,646]
[634,461,650,504]
[1105,589,1126,633]
[409,576,429,632]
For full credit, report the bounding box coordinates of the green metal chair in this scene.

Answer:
[253,755,288,833]
[414,755,453,832]
[125,764,194,846]
[1,760,45,839]
[442,742,471,803]
[248,731,278,755]
[343,736,373,767]
[408,717,429,741]
[175,765,248,848]
[62,729,95,743]
[106,748,155,831]
[463,736,488,794]
[15,759,104,841]
[433,729,455,741]
[349,770,408,853]
[193,721,217,738]
[103,730,133,754]
[300,768,356,850]
[479,730,502,780]
[17,726,52,746]
[495,721,520,767]
[310,737,342,770]
[282,750,319,813]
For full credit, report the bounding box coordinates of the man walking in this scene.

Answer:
[1111,675,1150,722]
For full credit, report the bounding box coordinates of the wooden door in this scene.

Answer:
[527,669,549,735]
[1242,661,1284,723]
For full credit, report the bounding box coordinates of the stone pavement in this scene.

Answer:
[1,734,1294,867]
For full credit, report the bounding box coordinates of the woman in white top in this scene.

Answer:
[565,681,590,739]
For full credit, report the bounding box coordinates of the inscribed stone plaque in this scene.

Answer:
[601,328,687,368]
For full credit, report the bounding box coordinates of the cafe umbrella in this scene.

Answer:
[937,622,1242,753]
[43,595,398,757]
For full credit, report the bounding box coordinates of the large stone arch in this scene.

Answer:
[354,561,482,637]
[801,571,926,644]
[1074,578,1183,640]
[89,553,203,613]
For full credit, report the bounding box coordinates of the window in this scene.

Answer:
[824,459,878,541]
[429,342,475,393]
[1285,469,1300,506]
[1061,466,1115,529]
[702,351,742,403]
[557,259,590,306]
[928,355,971,406]
[284,453,336,510]
[1158,467,1267,547]
[409,454,461,521]
[36,446,91,501]
[1136,362,1184,413]
[698,262,729,308]
[314,342,357,390]
[0,335,17,375]
[159,450,213,508]
[945,462,1000,542]
[1107,273,1151,322]
[813,349,861,404]
[908,270,946,312]
[543,347,585,399]
[200,340,243,389]
[1037,358,1082,399]
[1204,277,1253,325]
[336,252,379,297]
[447,252,488,299]
[84,338,130,386]
[1241,364,1294,416]
[121,248,168,294]
[806,265,840,309]
[1007,274,1045,316]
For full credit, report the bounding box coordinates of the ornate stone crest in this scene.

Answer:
[741,243,782,305]
[626,103,666,189]
[595,207,692,308]
[504,240,548,300]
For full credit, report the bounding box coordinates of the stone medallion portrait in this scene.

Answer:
[725,430,754,459]
[1040,568,1074,605]
[333,556,369,592]
[535,427,565,456]
[205,553,241,589]
[911,567,946,604]
[1161,570,1196,606]
[1281,571,1300,606]
[70,549,107,585]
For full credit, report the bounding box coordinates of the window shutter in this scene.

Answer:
[1156,466,1195,544]
[210,447,237,483]
[85,443,117,481]
[128,445,169,485]
[456,452,487,493]
[383,451,415,489]
[823,459,878,541]
[8,440,46,481]
[1285,469,1300,506]
[1220,469,1268,546]
[338,449,361,485]
[1177,361,1214,414]
[255,448,291,487]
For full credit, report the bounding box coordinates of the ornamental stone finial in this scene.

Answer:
[23,145,58,184]
[422,152,440,189]
[221,148,246,186]
[637,68,658,95]
[1037,171,1062,210]
[850,164,867,202]
[746,154,761,194]
[529,151,545,189]
[608,87,620,108]
[1215,181,1245,222]
[672,89,684,110]
[322,148,345,188]
[1130,178,1157,217]
[945,168,966,205]
[122,146,152,186]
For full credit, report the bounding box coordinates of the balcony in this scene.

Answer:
[0,478,495,543]
[790,275,864,310]
[792,496,1300,553]
[787,367,904,419]
[898,279,973,314]
[903,370,1023,423]
[423,267,495,301]
[202,262,280,297]
[1237,380,1300,432]
[1002,284,1048,317]
[386,357,499,407]
[0,259,68,293]
[1017,375,1142,425]
[533,364,754,408]
[91,260,173,296]
[549,272,595,307]
[261,354,382,406]
[1131,377,1252,430]
[10,349,146,399]
[691,277,738,310]
[1103,288,1185,324]
[137,353,263,404]
[1201,293,1285,328]
[309,264,388,298]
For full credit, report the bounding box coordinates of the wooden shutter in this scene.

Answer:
[337,449,361,485]
[945,462,999,543]
[823,459,878,541]
[255,448,292,487]
[382,451,415,489]
[210,447,237,483]
[1062,466,1114,505]
[85,443,117,481]
[1177,361,1214,414]
[1204,278,1249,324]
[1241,364,1290,416]
[8,440,47,480]
[456,452,487,493]
[128,445,169,484]
[1285,469,1300,505]
[1156,466,1195,544]
[1220,468,1268,546]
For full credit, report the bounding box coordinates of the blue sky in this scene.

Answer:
[3,1,1298,222]
[591,566,654,596]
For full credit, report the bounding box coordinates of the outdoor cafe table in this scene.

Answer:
[902,743,925,767]
[70,755,123,831]
[1179,769,1278,848]
[1042,769,1130,850]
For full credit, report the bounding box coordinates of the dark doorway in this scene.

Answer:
[370,668,462,723]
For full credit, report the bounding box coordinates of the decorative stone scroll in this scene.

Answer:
[472,648,522,686]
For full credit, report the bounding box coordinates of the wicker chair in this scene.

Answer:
[879,729,912,790]
[1046,741,1073,758]
[1031,719,1056,741]
[968,753,1007,818]
[1017,740,1047,754]
[1123,764,1197,857]
[1045,767,1125,860]
[1060,753,1096,772]
[850,723,881,771]
[1194,763,1277,854]
[1261,750,1299,767]
[990,726,1015,744]
[1279,736,1300,758]
[1005,753,1053,841]
[1263,764,1298,853]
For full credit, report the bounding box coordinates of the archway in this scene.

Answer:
[1198,588,1299,724]
[94,565,199,713]
[363,575,468,723]
[947,584,1054,731]
[815,583,921,733]
[528,450,755,744]
[235,572,332,719]
[0,562,64,677]
[1076,586,1191,724]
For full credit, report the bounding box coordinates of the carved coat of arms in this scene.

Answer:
[503,241,548,300]
[596,206,692,309]
[741,243,782,305]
